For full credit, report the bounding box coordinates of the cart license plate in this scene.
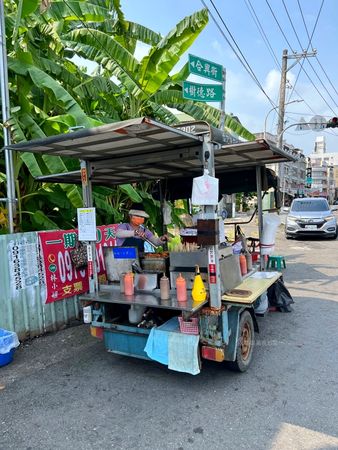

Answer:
[305,225,317,230]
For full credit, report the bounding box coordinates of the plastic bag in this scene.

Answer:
[260,213,281,255]
[70,240,88,269]
[267,278,294,312]
[191,170,219,205]
[162,200,172,225]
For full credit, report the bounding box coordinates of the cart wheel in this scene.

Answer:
[229,311,255,372]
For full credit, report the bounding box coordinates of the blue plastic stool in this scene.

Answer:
[267,255,286,270]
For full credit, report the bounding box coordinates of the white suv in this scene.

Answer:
[285,197,337,239]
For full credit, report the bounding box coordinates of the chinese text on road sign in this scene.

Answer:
[188,54,223,82]
[183,81,223,102]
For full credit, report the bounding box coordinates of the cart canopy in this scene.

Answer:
[7,117,296,186]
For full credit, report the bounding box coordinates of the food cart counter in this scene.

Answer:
[81,284,208,314]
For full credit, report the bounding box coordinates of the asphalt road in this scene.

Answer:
[1,228,338,450]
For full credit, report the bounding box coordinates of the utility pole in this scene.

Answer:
[0,1,15,233]
[219,67,226,131]
[276,48,316,205]
[276,50,288,151]
[277,49,317,150]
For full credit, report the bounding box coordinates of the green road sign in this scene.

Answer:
[183,81,223,102]
[188,54,223,82]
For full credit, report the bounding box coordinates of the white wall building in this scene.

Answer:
[308,136,337,202]
[256,132,307,204]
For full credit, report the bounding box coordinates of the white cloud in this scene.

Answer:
[265,69,281,98]
[211,40,235,61]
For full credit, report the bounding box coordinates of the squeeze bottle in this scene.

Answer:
[245,252,253,272]
[160,273,170,300]
[176,273,187,302]
[192,265,207,302]
[124,272,134,296]
[239,254,248,276]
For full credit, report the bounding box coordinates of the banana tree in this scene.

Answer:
[1,0,254,234]
[64,5,254,139]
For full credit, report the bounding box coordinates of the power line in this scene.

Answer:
[282,0,338,113]
[281,0,303,50]
[297,0,338,100]
[201,0,277,109]
[243,0,317,119]
[297,0,314,50]
[285,111,336,117]
[265,0,296,53]
[315,56,338,99]
[243,0,281,70]
[305,58,338,111]
[265,0,337,116]
[301,0,338,100]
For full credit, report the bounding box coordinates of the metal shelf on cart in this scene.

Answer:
[80,284,208,313]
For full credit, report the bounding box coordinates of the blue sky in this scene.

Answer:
[120,0,338,155]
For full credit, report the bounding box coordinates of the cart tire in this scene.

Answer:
[228,311,255,372]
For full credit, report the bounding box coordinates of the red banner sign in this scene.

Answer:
[38,224,118,303]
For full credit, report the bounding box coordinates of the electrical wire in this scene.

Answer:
[265,0,337,118]
[281,0,303,50]
[243,0,319,122]
[297,0,314,50]
[258,0,321,118]
[305,58,338,111]
[242,0,319,131]
[200,0,277,109]
[298,0,338,99]
[265,0,296,53]
[243,0,281,70]
[285,111,335,117]
[282,0,338,113]
[315,56,338,99]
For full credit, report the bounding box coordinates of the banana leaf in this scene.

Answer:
[137,9,208,97]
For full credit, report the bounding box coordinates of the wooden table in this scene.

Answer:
[221,272,281,305]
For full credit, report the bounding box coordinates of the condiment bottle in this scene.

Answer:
[160,273,170,300]
[245,252,253,272]
[192,265,207,302]
[120,273,126,293]
[239,254,248,276]
[176,273,187,302]
[124,272,134,296]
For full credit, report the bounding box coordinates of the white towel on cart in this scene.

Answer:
[168,332,200,375]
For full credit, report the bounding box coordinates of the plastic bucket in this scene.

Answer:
[0,348,15,367]
[0,328,19,367]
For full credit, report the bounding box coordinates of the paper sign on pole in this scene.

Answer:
[77,207,97,241]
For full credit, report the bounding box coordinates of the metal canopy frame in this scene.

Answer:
[7,117,296,186]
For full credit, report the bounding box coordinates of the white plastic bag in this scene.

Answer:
[261,213,281,255]
[162,200,172,225]
[191,170,219,205]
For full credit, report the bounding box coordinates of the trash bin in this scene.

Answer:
[0,328,19,367]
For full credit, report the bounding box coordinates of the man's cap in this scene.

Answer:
[128,203,149,219]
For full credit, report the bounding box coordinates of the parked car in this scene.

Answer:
[285,197,337,239]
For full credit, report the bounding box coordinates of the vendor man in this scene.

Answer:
[116,203,167,252]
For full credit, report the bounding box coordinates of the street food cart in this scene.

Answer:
[9,117,296,374]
